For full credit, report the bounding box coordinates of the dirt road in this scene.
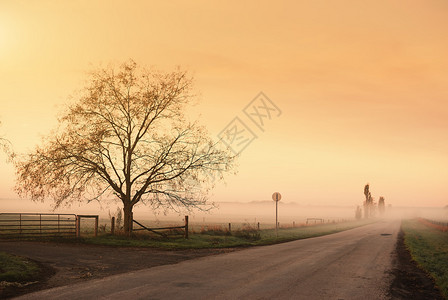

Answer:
[16,220,401,299]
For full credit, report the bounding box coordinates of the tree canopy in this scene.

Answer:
[15,61,235,233]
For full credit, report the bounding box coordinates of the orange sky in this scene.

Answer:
[1,0,448,208]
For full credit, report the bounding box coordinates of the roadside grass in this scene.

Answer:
[0,252,40,284]
[402,219,448,299]
[77,219,374,249]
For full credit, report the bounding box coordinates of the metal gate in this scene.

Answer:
[0,213,77,237]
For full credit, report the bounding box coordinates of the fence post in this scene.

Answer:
[39,214,42,235]
[293,221,295,228]
[257,222,260,230]
[19,213,22,235]
[184,216,189,239]
[94,216,98,237]
[75,215,80,238]
[111,217,115,235]
[228,223,231,233]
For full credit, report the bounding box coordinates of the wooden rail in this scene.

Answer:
[132,216,189,239]
[306,218,324,225]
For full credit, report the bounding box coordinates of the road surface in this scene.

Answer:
[17,220,400,300]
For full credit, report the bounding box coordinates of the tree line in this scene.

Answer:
[356,183,386,219]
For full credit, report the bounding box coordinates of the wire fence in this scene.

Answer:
[419,218,448,232]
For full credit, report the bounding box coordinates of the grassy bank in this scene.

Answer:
[402,219,448,299]
[79,219,374,249]
[0,252,40,284]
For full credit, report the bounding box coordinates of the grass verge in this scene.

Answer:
[0,252,40,284]
[402,219,448,299]
[77,219,374,249]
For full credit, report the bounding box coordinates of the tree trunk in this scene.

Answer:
[123,203,134,236]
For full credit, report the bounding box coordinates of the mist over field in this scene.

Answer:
[1,198,447,227]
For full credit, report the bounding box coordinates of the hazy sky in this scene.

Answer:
[1,0,448,208]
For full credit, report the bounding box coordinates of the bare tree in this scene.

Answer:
[15,61,235,234]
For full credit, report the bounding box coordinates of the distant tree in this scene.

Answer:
[363,184,371,218]
[15,61,235,235]
[355,205,362,220]
[378,196,385,215]
[364,184,369,200]
[369,195,377,217]
[363,183,378,218]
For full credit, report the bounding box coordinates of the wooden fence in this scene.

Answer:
[132,216,189,239]
[306,218,324,225]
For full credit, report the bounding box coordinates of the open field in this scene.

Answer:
[1,218,374,249]
[50,218,376,249]
[402,218,448,299]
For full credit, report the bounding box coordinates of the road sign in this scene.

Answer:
[272,192,281,202]
[272,192,282,238]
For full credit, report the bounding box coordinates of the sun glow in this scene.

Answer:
[0,16,15,57]
[0,25,7,53]
[1,1,448,208]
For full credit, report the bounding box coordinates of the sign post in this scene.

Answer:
[272,192,282,238]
